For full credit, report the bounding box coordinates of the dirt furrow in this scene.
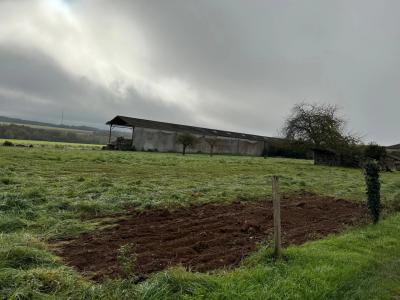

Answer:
[54,193,367,281]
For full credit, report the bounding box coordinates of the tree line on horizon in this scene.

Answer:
[0,124,109,145]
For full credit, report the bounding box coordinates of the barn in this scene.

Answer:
[106,115,280,156]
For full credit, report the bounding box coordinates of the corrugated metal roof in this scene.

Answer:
[106,115,278,142]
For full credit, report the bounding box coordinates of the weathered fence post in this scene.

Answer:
[272,176,282,258]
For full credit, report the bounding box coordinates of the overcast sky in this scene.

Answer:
[0,0,399,145]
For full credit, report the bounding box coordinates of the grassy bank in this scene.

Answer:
[1,214,399,299]
[0,145,399,242]
[0,138,102,150]
[0,144,399,299]
[134,214,400,300]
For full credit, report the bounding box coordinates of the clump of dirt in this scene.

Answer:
[54,193,367,281]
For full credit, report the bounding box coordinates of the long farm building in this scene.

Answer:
[106,115,281,156]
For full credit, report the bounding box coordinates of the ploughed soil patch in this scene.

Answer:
[54,193,366,281]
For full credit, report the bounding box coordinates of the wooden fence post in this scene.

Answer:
[272,176,282,258]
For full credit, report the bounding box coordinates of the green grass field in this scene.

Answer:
[1,143,400,299]
[0,138,102,150]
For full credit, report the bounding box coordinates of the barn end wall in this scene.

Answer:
[132,127,265,156]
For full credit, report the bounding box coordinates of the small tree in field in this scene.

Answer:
[205,136,218,156]
[364,160,381,223]
[177,133,197,155]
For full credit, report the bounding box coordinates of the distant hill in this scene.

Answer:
[0,116,100,132]
[0,116,129,145]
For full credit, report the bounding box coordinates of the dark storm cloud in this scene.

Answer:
[0,0,399,143]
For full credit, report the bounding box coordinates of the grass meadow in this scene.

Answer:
[0,138,102,150]
[1,141,400,299]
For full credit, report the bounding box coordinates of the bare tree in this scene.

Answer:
[205,136,218,156]
[282,102,360,150]
[176,133,197,155]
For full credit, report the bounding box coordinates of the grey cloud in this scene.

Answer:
[0,0,399,144]
[0,46,192,127]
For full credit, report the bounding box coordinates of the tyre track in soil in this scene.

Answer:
[53,193,367,281]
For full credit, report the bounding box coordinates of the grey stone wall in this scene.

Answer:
[130,127,265,156]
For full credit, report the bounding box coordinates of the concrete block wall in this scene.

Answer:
[133,128,177,152]
[132,127,265,156]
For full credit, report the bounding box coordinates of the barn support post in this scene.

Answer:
[108,124,113,144]
[263,140,267,158]
[131,126,135,148]
[272,176,282,259]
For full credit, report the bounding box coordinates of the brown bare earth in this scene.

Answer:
[55,193,367,281]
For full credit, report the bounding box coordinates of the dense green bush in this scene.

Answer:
[364,143,387,161]
[266,141,310,159]
[364,160,381,223]
[338,145,363,168]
